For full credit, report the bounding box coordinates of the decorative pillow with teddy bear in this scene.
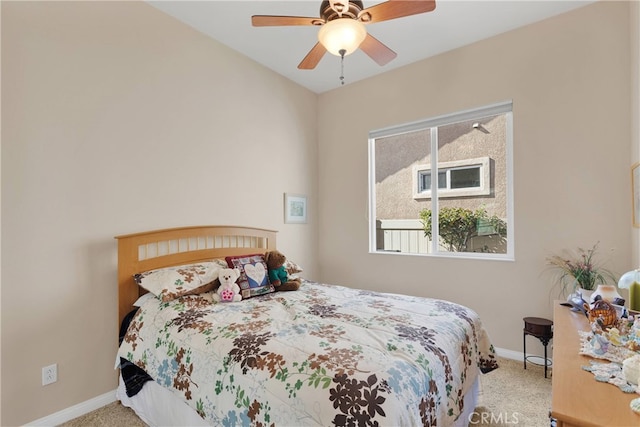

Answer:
[225,254,275,299]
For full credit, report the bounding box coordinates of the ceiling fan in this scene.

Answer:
[251,1,436,70]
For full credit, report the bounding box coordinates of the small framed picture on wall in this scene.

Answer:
[633,163,640,228]
[284,193,307,224]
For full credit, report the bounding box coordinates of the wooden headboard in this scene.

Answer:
[114,225,277,327]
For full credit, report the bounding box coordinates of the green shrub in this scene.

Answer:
[419,207,507,252]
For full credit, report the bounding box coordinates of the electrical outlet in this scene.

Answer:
[42,364,57,386]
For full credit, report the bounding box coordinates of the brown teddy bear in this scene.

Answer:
[264,250,301,291]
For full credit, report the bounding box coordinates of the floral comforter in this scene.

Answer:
[118,281,497,426]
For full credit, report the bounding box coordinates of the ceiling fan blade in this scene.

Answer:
[298,43,327,70]
[251,15,321,27]
[360,0,436,24]
[359,33,397,66]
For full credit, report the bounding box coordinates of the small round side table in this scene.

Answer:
[523,316,553,378]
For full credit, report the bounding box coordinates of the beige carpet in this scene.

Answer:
[60,357,551,427]
[473,357,552,427]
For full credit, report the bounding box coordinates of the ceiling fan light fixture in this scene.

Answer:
[318,18,366,57]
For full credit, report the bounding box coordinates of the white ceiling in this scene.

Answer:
[148,0,595,93]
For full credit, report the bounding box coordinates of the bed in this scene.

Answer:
[115,225,498,426]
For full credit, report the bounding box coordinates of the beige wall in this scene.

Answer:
[318,0,633,357]
[632,2,640,264]
[2,0,640,425]
[1,2,318,425]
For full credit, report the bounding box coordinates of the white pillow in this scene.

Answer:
[285,259,303,275]
[134,261,222,302]
[133,292,157,307]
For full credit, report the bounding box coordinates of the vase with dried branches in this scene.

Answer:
[546,242,618,303]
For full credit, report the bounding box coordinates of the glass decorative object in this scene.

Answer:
[619,269,640,312]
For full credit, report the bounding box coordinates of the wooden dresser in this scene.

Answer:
[551,302,639,427]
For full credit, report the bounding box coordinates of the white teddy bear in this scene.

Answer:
[212,268,242,303]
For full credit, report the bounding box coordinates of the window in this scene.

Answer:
[368,101,513,259]
[414,157,490,199]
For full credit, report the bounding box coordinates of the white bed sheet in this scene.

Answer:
[117,374,209,427]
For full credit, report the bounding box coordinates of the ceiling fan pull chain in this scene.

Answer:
[339,48,346,85]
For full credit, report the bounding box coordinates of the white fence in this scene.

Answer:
[376,220,430,254]
[376,219,506,254]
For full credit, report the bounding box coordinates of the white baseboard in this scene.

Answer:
[26,390,117,427]
[496,346,553,365]
[495,346,525,361]
[23,347,528,426]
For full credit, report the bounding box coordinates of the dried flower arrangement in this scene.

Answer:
[546,242,617,295]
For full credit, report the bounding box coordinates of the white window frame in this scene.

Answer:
[368,101,514,261]
[413,157,491,199]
